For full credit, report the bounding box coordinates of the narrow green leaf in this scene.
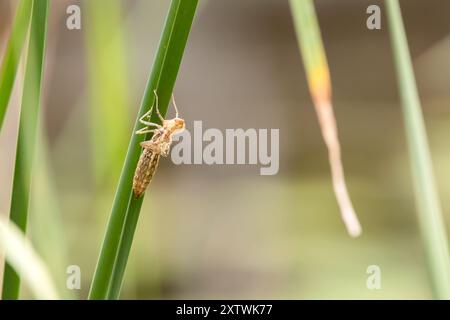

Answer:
[107,199,142,299]
[89,0,199,299]
[2,0,49,300]
[386,0,450,299]
[0,0,33,131]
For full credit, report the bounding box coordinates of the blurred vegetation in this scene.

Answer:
[1,0,450,300]
[290,0,362,237]
[386,0,450,298]
[0,0,32,131]
[85,0,130,188]
[0,217,59,299]
[2,0,49,299]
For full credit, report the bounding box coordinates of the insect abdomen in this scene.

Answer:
[133,148,160,198]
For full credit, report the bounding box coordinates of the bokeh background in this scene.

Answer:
[2,0,450,299]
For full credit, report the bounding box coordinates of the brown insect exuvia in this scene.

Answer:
[132,90,185,198]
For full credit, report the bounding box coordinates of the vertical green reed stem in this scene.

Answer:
[386,0,450,299]
[89,0,198,299]
[107,199,143,299]
[2,0,49,300]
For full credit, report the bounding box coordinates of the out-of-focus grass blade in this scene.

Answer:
[386,0,450,299]
[289,0,362,237]
[89,0,199,299]
[0,217,60,300]
[85,0,130,187]
[1,0,49,300]
[30,125,74,299]
[0,0,33,132]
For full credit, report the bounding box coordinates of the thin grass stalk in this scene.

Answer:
[1,0,49,300]
[289,0,361,237]
[89,0,199,299]
[385,0,450,299]
[0,0,33,132]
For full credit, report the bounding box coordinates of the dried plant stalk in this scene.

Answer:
[315,98,361,237]
[289,0,362,237]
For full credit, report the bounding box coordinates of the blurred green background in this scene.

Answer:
[1,0,450,299]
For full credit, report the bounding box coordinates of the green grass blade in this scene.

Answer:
[30,125,74,299]
[106,199,142,299]
[88,0,199,300]
[0,0,33,132]
[1,0,49,300]
[386,0,450,299]
[0,217,59,300]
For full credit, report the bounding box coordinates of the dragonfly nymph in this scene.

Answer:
[132,90,185,198]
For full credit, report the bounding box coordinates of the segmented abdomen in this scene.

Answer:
[133,148,160,198]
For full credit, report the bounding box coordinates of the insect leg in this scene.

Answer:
[135,127,156,135]
[153,89,165,122]
[139,104,154,123]
[139,103,162,130]
[139,119,161,128]
[171,93,180,118]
